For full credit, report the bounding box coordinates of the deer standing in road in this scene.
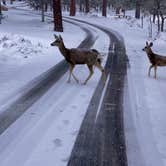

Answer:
[51,35,105,85]
[142,41,166,79]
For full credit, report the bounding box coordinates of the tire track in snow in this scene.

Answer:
[0,19,96,135]
[64,17,128,166]
[1,6,128,166]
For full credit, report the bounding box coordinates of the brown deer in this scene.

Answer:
[51,35,105,85]
[142,41,166,79]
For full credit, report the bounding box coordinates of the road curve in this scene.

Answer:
[64,17,128,166]
[1,6,128,166]
[0,20,96,135]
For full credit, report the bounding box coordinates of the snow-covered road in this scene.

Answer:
[0,4,110,166]
[1,1,166,166]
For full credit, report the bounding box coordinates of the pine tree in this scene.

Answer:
[52,0,63,32]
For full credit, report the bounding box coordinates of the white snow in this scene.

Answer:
[0,1,109,166]
[67,12,166,166]
[0,1,166,166]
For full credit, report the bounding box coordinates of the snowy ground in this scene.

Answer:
[1,1,166,166]
[0,1,109,166]
[64,11,166,166]
[69,15,166,166]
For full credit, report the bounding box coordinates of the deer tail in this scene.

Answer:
[91,49,99,54]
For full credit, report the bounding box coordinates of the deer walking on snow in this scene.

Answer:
[51,35,105,85]
[142,41,166,79]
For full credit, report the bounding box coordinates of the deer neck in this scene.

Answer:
[147,49,155,58]
[58,42,69,58]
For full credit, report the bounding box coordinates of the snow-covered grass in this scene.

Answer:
[1,1,166,166]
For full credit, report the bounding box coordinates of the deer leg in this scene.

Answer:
[83,65,94,85]
[148,65,153,77]
[67,64,79,83]
[67,64,72,83]
[154,65,157,79]
[95,61,106,82]
[72,72,79,83]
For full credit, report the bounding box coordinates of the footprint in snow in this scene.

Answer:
[63,120,70,125]
[59,109,63,112]
[71,105,77,109]
[61,157,69,163]
[80,94,86,97]
[30,112,36,115]
[53,138,62,148]
[71,130,79,136]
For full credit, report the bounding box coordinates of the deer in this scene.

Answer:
[51,34,105,85]
[142,41,166,79]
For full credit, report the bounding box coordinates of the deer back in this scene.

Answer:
[68,48,98,65]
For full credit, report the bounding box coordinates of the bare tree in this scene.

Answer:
[102,0,107,17]
[41,0,45,22]
[85,0,89,13]
[0,1,2,24]
[135,0,141,19]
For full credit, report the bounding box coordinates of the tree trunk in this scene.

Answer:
[135,0,141,19]
[45,3,48,12]
[157,10,160,32]
[161,18,164,32]
[141,16,143,28]
[41,0,45,22]
[0,2,2,24]
[52,0,63,32]
[149,16,152,38]
[70,0,76,16]
[79,1,83,12]
[153,13,156,23]
[85,0,89,13]
[102,0,107,17]
[153,8,156,23]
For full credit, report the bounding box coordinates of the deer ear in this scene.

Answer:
[146,41,149,46]
[149,42,153,47]
[54,34,58,39]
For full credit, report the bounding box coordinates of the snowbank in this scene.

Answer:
[0,34,48,62]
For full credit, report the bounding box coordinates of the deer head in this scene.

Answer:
[142,41,153,53]
[50,34,63,47]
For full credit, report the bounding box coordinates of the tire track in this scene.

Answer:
[0,19,96,135]
[64,17,128,166]
[1,6,128,166]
